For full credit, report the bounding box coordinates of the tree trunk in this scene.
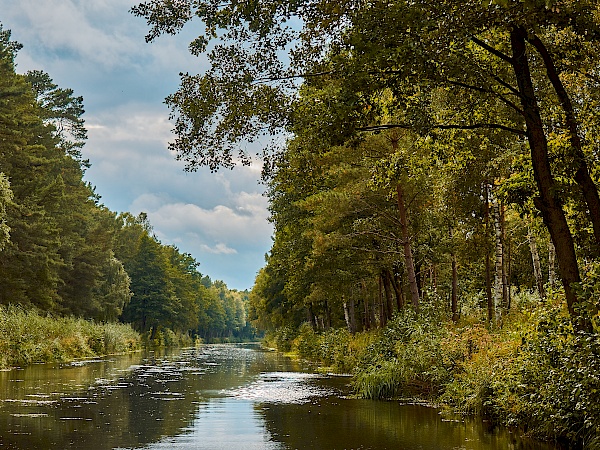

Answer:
[507,231,512,310]
[528,226,546,300]
[483,183,494,325]
[378,274,387,327]
[500,202,508,309]
[528,34,600,252]
[382,268,395,319]
[492,195,504,326]
[324,300,332,329]
[510,26,589,331]
[451,252,459,322]
[343,298,356,334]
[361,281,371,331]
[395,183,420,310]
[548,240,556,287]
[390,135,420,310]
[389,267,404,310]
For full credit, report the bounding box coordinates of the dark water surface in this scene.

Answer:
[0,344,556,449]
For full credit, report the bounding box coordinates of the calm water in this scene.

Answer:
[0,344,556,449]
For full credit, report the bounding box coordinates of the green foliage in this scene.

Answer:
[0,173,12,250]
[353,307,452,399]
[485,302,600,447]
[0,305,139,368]
[0,27,249,350]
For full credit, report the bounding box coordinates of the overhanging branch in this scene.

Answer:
[357,122,526,135]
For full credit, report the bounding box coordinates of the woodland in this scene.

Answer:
[131,0,600,447]
[0,26,252,347]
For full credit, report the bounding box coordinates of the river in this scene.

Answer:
[0,343,557,449]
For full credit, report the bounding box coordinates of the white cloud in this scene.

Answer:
[200,243,238,255]
[131,196,271,246]
[87,103,172,145]
[3,0,273,290]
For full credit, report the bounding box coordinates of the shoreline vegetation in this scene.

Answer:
[263,291,600,449]
[0,305,141,369]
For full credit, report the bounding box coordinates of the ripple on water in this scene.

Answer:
[229,372,337,404]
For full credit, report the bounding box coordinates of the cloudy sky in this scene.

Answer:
[2,0,274,291]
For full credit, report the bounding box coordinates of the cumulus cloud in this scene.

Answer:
[4,1,273,289]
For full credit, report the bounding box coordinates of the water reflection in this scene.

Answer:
[0,344,557,449]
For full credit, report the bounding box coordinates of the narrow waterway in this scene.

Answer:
[0,344,556,449]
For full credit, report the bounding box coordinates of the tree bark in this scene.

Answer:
[389,135,420,310]
[548,240,556,287]
[343,297,356,334]
[500,202,509,309]
[382,268,395,319]
[378,274,387,327]
[528,226,546,300]
[361,280,371,331]
[492,194,504,326]
[324,300,332,329]
[528,34,600,251]
[389,266,405,310]
[395,183,420,310]
[451,252,459,322]
[483,183,494,325]
[510,26,589,331]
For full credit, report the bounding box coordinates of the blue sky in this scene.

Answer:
[2,0,274,291]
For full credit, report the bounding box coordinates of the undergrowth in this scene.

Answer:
[265,292,600,448]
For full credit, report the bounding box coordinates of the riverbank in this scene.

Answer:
[0,305,140,368]
[263,293,600,449]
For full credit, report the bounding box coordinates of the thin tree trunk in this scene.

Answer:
[389,266,404,310]
[510,26,589,331]
[500,202,509,309]
[528,226,547,299]
[507,232,512,310]
[451,252,459,322]
[343,298,356,334]
[324,300,331,329]
[361,280,371,331]
[548,241,556,287]
[382,268,394,319]
[390,136,420,310]
[492,195,504,326]
[484,183,494,325]
[378,274,387,327]
[396,182,420,310]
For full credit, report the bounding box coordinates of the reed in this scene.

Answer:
[0,305,140,368]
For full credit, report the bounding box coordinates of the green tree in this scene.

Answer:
[134,0,600,329]
[121,233,174,337]
[0,173,12,251]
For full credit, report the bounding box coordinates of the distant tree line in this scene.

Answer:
[0,26,253,342]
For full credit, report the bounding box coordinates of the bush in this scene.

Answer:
[353,307,452,399]
[492,304,600,447]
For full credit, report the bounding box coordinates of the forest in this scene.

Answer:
[0,25,254,348]
[131,0,600,447]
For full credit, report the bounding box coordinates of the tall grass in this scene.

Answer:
[0,305,140,368]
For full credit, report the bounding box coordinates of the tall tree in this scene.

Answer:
[133,0,600,328]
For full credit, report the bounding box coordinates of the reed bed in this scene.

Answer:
[0,305,140,368]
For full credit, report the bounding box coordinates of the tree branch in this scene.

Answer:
[470,36,514,64]
[357,122,526,135]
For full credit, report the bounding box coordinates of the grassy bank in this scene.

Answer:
[0,305,140,368]
[264,293,600,449]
